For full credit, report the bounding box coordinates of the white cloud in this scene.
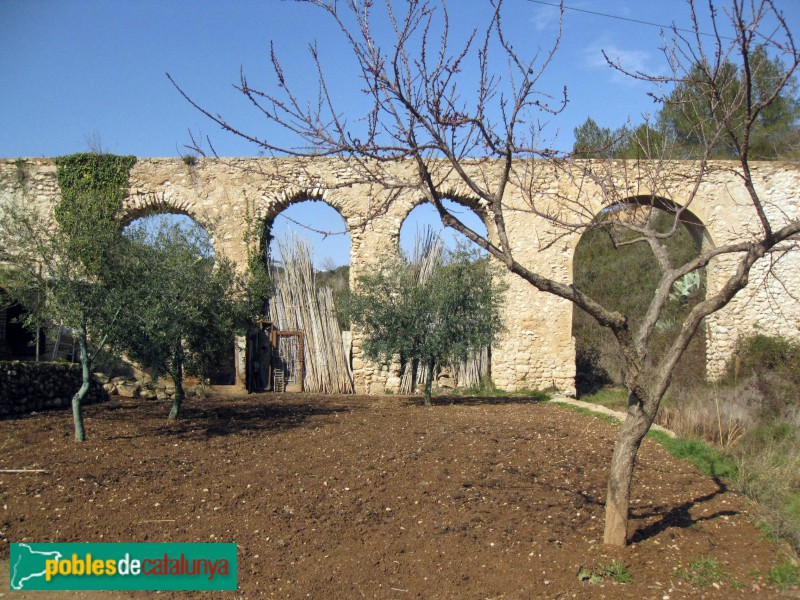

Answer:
[584,41,660,85]
[529,4,562,33]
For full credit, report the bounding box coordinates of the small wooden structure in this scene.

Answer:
[247,320,305,393]
[265,234,354,394]
[272,329,304,393]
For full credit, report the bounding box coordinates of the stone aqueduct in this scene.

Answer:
[2,157,799,395]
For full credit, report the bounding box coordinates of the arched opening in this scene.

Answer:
[571,197,712,398]
[0,299,45,360]
[121,213,238,387]
[396,199,492,393]
[253,199,353,394]
[399,199,489,257]
[267,200,351,270]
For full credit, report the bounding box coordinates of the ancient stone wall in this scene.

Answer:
[0,361,108,417]
[1,157,798,395]
[676,168,785,375]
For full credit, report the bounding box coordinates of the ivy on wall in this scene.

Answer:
[53,153,136,271]
[55,152,136,218]
[243,194,272,318]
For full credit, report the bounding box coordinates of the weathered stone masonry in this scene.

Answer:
[2,157,798,395]
[0,361,108,417]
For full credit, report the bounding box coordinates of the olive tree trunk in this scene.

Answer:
[423,357,435,406]
[71,316,90,442]
[168,349,185,421]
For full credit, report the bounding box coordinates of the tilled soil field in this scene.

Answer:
[0,393,796,598]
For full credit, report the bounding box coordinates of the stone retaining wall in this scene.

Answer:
[0,361,108,417]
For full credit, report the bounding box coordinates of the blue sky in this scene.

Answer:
[2,0,797,266]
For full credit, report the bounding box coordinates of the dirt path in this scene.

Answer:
[549,394,677,437]
[0,394,795,598]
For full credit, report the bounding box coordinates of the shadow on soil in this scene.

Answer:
[401,394,549,407]
[164,393,547,438]
[92,393,546,440]
[91,395,357,440]
[167,402,357,440]
[630,477,739,543]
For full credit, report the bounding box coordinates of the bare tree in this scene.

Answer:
[170,0,800,546]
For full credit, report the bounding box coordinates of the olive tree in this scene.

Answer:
[348,236,504,405]
[111,219,249,420]
[0,193,126,441]
[171,0,800,546]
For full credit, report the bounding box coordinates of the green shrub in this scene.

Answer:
[733,334,800,376]
[729,334,800,420]
[730,419,800,550]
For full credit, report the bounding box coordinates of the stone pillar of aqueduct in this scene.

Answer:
[1,157,798,395]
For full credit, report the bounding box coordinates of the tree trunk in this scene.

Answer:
[603,392,652,546]
[423,357,435,406]
[168,354,185,421]
[71,318,90,442]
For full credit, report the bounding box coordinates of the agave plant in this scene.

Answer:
[669,270,704,304]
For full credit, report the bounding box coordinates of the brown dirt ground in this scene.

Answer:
[0,393,797,599]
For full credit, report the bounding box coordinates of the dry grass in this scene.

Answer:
[656,384,756,448]
[730,421,800,550]
[580,337,800,554]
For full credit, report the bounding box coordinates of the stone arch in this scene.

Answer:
[122,190,222,246]
[262,189,353,264]
[570,193,712,395]
[123,190,208,228]
[391,194,495,392]
[396,192,493,255]
[254,189,356,394]
[262,187,366,230]
[612,194,714,251]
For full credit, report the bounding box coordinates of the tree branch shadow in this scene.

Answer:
[629,477,738,543]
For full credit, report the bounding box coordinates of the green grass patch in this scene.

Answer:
[507,388,550,400]
[646,430,739,479]
[731,419,800,548]
[576,387,629,410]
[457,378,549,401]
[578,560,632,584]
[767,562,800,590]
[677,556,729,587]
[551,400,739,480]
